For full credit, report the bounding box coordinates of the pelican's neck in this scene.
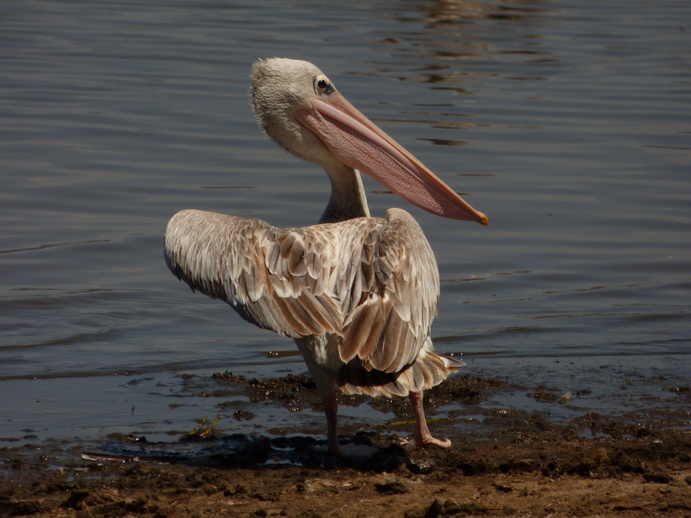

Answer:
[319,163,370,224]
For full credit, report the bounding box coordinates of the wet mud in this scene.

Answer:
[1,373,689,517]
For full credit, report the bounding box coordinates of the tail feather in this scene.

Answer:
[337,351,463,398]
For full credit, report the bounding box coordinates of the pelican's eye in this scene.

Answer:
[314,75,334,95]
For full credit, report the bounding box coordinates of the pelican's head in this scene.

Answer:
[250,57,488,225]
[251,58,336,167]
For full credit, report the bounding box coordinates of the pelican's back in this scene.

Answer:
[165,208,454,389]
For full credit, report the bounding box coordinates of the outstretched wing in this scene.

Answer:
[165,208,440,375]
[164,209,343,338]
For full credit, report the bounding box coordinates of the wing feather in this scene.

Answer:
[165,209,343,338]
[338,208,440,374]
[165,207,439,377]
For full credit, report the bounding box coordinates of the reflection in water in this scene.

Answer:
[353,0,556,151]
[374,0,553,91]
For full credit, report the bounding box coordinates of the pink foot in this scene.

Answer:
[416,433,452,449]
[409,391,452,450]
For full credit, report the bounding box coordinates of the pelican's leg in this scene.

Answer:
[409,391,451,449]
[324,390,341,454]
[293,336,342,454]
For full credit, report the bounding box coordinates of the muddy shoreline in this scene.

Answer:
[2,373,689,517]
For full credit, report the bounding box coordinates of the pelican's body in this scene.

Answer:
[165,58,487,454]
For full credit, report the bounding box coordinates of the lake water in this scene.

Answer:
[1,0,689,446]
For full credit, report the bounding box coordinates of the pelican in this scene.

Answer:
[165,58,488,454]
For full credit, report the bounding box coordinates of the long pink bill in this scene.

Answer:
[295,91,488,225]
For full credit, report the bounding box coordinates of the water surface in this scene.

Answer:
[1,0,689,445]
